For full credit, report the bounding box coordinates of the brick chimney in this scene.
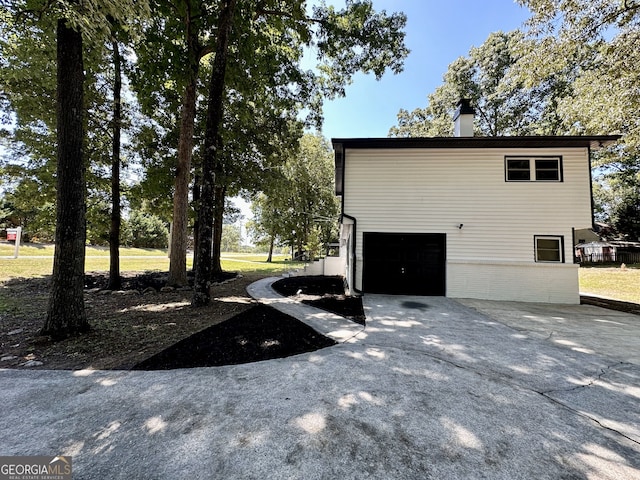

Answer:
[453,98,475,137]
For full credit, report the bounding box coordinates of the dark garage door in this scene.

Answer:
[363,233,446,296]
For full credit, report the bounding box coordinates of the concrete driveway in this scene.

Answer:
[1,277,639,479]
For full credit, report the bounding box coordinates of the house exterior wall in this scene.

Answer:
[341,147,593,304]
[294,257,345,276]
[575,228,601,244]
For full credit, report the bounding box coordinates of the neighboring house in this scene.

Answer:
[574,228,602,245]
[332,100,619,304]
[575,222,613,244]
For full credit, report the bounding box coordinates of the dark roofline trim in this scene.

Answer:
[332,135,621,151]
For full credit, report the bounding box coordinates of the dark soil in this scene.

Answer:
[272,275,346,296]
[133,304,336,370]
[272,276,366,325]
[0,272,356,371]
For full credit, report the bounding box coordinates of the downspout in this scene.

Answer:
[588,145,596,232]
[334,140,362,295]
[341,213,362,295]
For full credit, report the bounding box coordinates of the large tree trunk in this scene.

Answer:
[108,34,122,291]
[211,185,225,275]
[167,79,197,286]
[167,9,201,287]
[42,19,88,339]
[193,0,236,306]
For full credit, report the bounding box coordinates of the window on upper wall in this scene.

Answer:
[534,235,564,263]
[505,157,563,182]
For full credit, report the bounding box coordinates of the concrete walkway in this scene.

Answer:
[1,278,639,479]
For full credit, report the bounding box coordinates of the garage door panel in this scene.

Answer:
[362,233,446,296]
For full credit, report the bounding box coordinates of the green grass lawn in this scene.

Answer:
[0,243,168,257]
[4,242,638,304]
[0,243,303,282]
[579,265,640,304]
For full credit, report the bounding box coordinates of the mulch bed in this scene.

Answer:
[272,275,366,325]
[1,272,363,371]
[132,275,364,370]
[132,304,336,370]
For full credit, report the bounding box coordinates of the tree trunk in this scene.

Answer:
[192,173,201,271]
[167,78,198,286]
[42,19,88,339]
[193,0,236,306]
[167,9,201,287]
[211,185,225,275]
[108,34,122,291]
[266,235,274,262]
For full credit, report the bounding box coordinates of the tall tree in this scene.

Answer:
[167,10,200,287]
[108,25,123,290]
[3,0,150,338]
[249,133,340,260]
[193,0,237,306]
[129,0,224,287]
[192,0,409,305]
[41,18,88,337]
[247,192,283,262]
[517,0,635,234]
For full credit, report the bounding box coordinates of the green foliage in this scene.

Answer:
[304,225,323,260]
[594,168,640,241]
[121,210,169,248]
[2,0,408,282]
[517,0,640,238]
[389,31,567,137]
[86,192,112,245]
[310,0,409,98]
[221,224,241,252]
[611,194,640,242]
[0,0,153,247]
[249,133,340,254]
[246,192,280,251]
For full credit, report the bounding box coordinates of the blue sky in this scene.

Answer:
[318,0,532,140]
[237,1,532,223]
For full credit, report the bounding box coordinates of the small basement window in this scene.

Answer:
[506,157,562,182]
[535,236,564,263]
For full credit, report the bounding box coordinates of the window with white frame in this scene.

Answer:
[506,157,562,182]
[534,236,564,263]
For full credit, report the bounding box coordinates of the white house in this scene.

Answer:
[333,101,619,304]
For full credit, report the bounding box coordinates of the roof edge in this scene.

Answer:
[331,135,621,151]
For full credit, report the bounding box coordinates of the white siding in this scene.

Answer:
[295,257,345,277]
[343,147,592,303]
